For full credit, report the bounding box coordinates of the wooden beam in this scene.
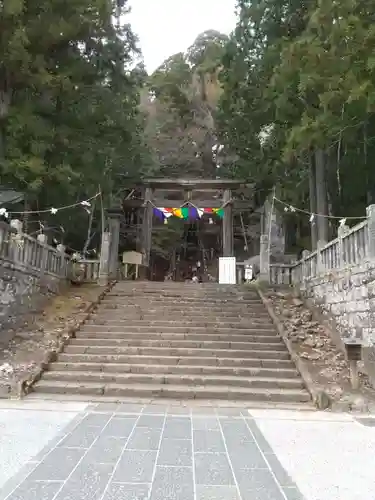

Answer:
[143,178,251,190]
[146,199,254,210]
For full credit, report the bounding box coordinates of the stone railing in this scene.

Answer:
[0,221,100,282]
[269,216,370,286]
[0,222,71,278]
[265,204,375,385]
[76,259,100,282]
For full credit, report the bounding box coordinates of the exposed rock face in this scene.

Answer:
[265,288,375,410]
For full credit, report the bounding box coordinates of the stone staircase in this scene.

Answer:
[32,282,311,404]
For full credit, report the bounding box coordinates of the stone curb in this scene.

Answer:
[256,286,332,410]
[7,281,117,399]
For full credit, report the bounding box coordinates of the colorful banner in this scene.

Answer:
[153,206,223,221]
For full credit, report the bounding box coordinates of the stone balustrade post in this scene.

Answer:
[99,231,111,286]
[259,234,270,282]
[316,240,325,275]
[56,243,66,277]
[338,224,349,268]
[37,233,48,274]
[10,219,23,263]
[366,204,375,260]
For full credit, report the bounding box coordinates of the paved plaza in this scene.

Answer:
[0,400,374,500]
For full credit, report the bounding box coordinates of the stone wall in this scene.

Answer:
[299,261,375,382]
[0,259,65,347]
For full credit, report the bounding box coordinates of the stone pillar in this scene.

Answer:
[222,189,233,257]
[37,233,48,274]
[259,234,270,282]
[142,187,153,268]
[10,219,22,233]
[10,219,23,263]
[301,249,310,280]
[338,224,349,267]
[56,244,66,277]
[108,213,121,279]
[367,204,375,260]
[316,240,325,274]
[99,231,111,285]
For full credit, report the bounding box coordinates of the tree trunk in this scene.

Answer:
[315,149,329,243]
[308,153,318,250]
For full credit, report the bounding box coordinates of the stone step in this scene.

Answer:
[88,317,273,326]
[93,312,271,321]
[69,338,286,351]
[100,301,264,309]
[42,371,305,389]
[75,332,282,343]
[84,319,275,328]
[105,293,260,301]
[57,353,295,368]
[82,325,276,334]
[99,300,265,307]
[63,345,290,359]
[32,380,311,403]
[48,362,298,378]
[70,337,286,352]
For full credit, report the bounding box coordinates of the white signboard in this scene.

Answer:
[245,265,253,281]
[219,257,236,284]
[122,251,142,265]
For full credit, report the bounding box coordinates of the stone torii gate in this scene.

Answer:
[99,178,253,284]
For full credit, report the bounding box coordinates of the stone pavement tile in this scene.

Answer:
[54,462,114,500]
[126,427,162,450]
[149,466,194,500]
[116,404,145,414]
[112,450,157,483]
[193,430,225,453]
[265,453,296,487]
[27,447,85,481]
[142,404,168,415]
[80,412,112,428]
[229,441,268,470]
[101,417,137,437]
[234,468,279,491]
[196,485,240,500]
[137,415,165,428]
[167,406,191,416]
[4,480,63,500]
[163,418,191,439]
[239,486,285,500]
[282,486,305,500]
[215,407,245,417]
[93,403,119,413]
[194,453,235,486]
[244,419,273,453]
[102,483,150,500]
[58,424,99,448]
[192,417,219,431]
[191,407,216,416]
[158,439,192,467]
[84,436,126,464]
[235,469,284,500]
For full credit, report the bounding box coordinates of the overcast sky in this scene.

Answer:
[128,0,237,73]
